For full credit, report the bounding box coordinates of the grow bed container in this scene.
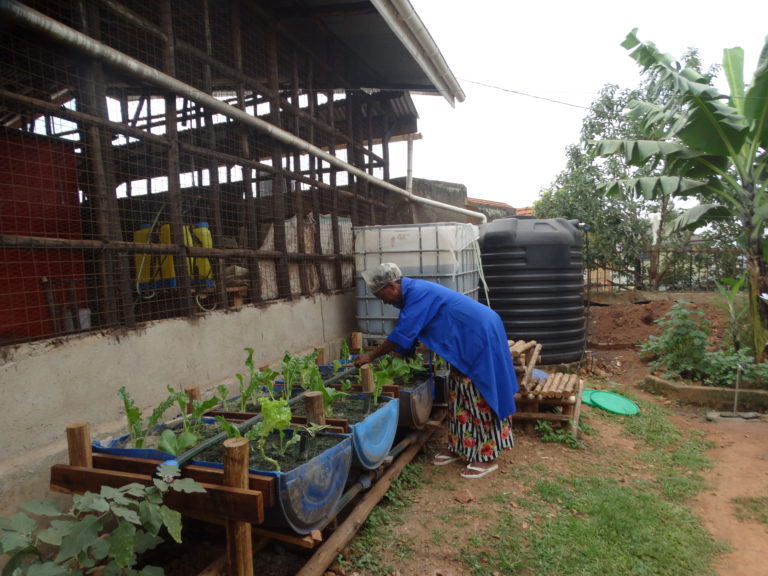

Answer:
[348,394,399,469]
[216,392,400,471]
[392,372,434,430]
[291,393,400,470]
[317,357,357,379]
[191,430,353,535]
[91,417,221,461]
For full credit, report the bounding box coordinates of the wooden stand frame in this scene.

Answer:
[509,340,584,434]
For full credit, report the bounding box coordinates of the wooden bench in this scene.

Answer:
[508,340,583,435]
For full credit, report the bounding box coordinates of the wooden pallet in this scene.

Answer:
[508,340,583,435]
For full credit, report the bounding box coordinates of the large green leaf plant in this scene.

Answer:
[0,463,204,575]
[595,30,768,358]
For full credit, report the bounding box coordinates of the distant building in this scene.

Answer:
[466,197,517,223]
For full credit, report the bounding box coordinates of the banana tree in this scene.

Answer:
[595,30,768,358]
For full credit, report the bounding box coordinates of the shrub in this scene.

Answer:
[640,301,768,388]
[639,302,710,381]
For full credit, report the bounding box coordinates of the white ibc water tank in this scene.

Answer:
[354,222,480,337]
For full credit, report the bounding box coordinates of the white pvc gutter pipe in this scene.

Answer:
[370,0,466,106]
[0,0,486,223]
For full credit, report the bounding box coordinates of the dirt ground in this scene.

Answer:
[151,297,768,575]
[332,298,768,576]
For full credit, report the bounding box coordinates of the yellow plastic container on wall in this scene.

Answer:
[191,222,214,288]
[158,223,179,287]
[158,223,215,288]
[133,223,158,289]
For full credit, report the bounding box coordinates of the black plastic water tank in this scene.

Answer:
[478,217,585,365]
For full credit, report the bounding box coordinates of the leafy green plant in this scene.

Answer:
[317,385,348,417]
[157,387,221,456]
[535,420,582,449]
[283,350,348,416]
[640,301,768,387]
[0,463,204,575]
[244,397,299,471]
[370,356,425,404]
[165,386,220,438]
[281,350,320,390]
[117,387,175,449]
[235,348,279,411]
[216,384,230,411]
[340,339,351,362]
[157,428,199,456]
[215,415,242,439]
[596,30,768,359]
[639,302,711,380]
[715,275,748,351]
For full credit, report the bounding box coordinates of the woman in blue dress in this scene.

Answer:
[354,263,518,479]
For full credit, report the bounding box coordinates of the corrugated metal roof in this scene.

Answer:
[279,0,463,105]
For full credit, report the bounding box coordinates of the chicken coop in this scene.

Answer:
[0,0,466,345]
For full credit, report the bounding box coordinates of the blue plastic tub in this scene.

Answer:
[92,417,219,461]
[191,432,353,534]
[348,394,399,469]
[398,372,434,429]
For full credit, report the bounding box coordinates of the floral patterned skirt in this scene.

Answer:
[446,372,514,463]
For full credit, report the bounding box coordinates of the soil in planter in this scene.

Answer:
[194,432,344,472]
[389,371,430,389]
[112,421,223,452]
[292,394,388,424]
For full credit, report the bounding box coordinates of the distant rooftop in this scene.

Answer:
[466,197,514,209]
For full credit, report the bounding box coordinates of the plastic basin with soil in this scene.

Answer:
[393,372,434,430]
[191,429,353,534]
[91,418,223,461]
[292,393,400,470]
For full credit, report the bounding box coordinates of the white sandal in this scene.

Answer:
[432,450,461,466]
[460,462,498,479]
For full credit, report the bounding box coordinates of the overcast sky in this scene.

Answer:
[386,0,768,209]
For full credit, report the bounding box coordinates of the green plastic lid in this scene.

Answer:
[590,391,640,415]
[582,388,599,406]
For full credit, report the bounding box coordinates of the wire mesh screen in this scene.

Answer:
[0,0,401,345]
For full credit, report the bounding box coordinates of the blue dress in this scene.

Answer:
[386,277,518,419]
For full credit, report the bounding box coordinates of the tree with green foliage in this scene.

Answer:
[535,84,653,288]
[594,30,768,358]
[536,49,730,291]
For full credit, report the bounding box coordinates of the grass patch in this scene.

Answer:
[521,475,722,576]
[338,462,424,575]
[621,397,713,501]
[338,389,728,575]
[732,495,768,527]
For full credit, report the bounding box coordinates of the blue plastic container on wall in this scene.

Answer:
[478,217,585,365]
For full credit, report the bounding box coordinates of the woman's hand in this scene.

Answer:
[354,353,374,367]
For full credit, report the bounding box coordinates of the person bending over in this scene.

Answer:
[354,263,517,479]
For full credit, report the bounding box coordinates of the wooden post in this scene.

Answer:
[223,437,253,576]
[304,391,326,426]
[66,422,92,468]
[41,277,61,335]
[360,365,374,394]
[314,346,326,365]
[184,386,201,414]
[351,332,363,354]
